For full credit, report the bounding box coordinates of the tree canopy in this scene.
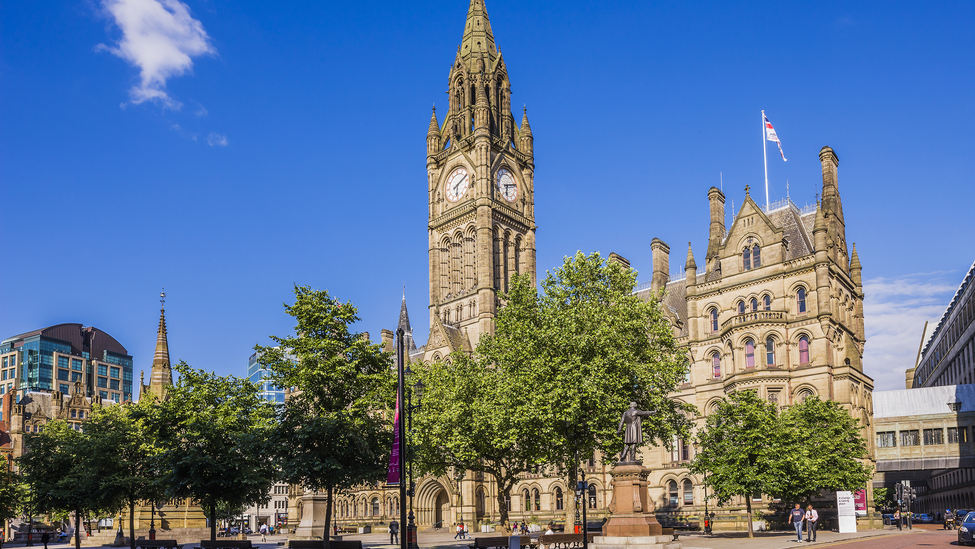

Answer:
[258,285,394,538]
[0,466,26,525]
[414,252,692,528]
[149,362,277,541]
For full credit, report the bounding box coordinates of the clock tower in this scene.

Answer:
[423,0,536,361]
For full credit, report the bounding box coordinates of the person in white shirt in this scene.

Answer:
[805,505,818,542]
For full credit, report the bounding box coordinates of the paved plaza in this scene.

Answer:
[1,524,953,549]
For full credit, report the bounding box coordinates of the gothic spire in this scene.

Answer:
[685,241,697,270]
[398,290,412,335]
[146,290,173,401]
[427,107,440,136]
[520,106,532,136]
[460,0,497,73]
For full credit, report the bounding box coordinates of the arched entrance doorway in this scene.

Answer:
[415,479,452,529]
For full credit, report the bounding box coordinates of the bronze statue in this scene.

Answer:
[618,402,652,463]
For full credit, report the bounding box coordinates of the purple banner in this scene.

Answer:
[387,395,401,485]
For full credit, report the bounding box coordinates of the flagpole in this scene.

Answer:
[762,110,769,211]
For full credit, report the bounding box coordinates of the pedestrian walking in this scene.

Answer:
[41,531,50,549]
[894,509,901,530]
[805,504,818,542]
[789,503,804,542]
[389,519,399,545]
[260,523,268,542]
[463,522,469,539]
[455,523,464,539]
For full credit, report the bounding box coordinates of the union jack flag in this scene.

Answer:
[764,113,787,161]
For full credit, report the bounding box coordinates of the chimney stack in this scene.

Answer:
[650,238,670,295]
[706,187,726,260]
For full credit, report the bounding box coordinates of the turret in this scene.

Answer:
[650,238,670,295]
[427,107,441,155]
[706,187,725,263]
[684,242,697,286]
[850,243,862,285]
[819,146,847,266]
[519,106,533,157]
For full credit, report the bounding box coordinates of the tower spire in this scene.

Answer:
[145,289,173,401]
[460,0,497,72]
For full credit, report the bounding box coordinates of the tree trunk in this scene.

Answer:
[494,475,511,531]
[129,499,136,549]
[210,503,217,542]
[75,506,82,549]
[745,497,753,538]
[325,485,334,540]
[565,470,578,533]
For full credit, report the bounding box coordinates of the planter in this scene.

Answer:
[480,525,496,533]
[357,526,371,534]
[527,524,541,533]
[751,520,766,532]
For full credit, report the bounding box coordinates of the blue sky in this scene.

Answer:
[1,1,972,392]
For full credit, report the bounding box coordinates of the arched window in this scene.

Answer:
[738,301,745,314]
[523,489,530,511]
[372,497,379,516]
[712,352,721,378]
[587,484,597,509]
[683,479,694,505]
[477,489,486,515]
[752,245,761,268]
[751,298,758,312]
[555,487,564,511]
[763,295,771,311]
[743,248,751,270]
[533,488,540,511]
[710,308,719,332]
[668,480,679,507]
[799,336,810,364]
[745,339,755,368]
[766,338,776,366]
[797,288,807,314]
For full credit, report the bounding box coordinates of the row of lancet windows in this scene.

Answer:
[710,336,810,378]
[707,288,808,332]
[335,497,399,518]
[438,228,523,304]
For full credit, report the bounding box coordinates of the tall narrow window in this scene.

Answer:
[523,489,530,511]
[712,352,721,378]
[710,308,719,332]
[493,230,502,290]
[763,295,771,310]
[743,248,751,270]
[752,245,761,268]
[683,480,694,505]
[533,488,541,511]
[668,481,679,507]
[555,487,564,511]
[588,484,597,509]
[372,497,380,516]
[440,239,451,298]
[751,298,758,312]
[745,339,755,368]
[797,288,807,313]
[766,338,775,366]
[738,301,745,314]
[799,336,810,364]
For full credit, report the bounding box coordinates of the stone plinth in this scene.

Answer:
[293,492,329,539]
[592,536,680,549]
[603,463,662,537]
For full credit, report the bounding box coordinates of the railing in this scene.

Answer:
[720,310,786,330]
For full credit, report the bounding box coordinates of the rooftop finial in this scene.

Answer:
[160,288,166,310]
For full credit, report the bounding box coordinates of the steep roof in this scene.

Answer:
[459,0,498,73]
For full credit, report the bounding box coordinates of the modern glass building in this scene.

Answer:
[0,323,133,403]
[247,351,285,404]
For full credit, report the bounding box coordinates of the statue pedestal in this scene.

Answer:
[293,492,329,539]
[592,463,678,548]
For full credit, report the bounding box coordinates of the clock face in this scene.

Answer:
[496,168,517,202]
[445,167,469,202]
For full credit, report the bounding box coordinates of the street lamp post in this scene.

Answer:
[396,329,424,549]
[149,501,157,540]
[692,442,711,536]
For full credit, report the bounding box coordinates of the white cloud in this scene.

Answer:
[193,102,208,117]
[98,0,215,109]
[207,132,228,146]
[863,273,958,391]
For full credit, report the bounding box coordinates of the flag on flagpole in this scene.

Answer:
[764,113,787,161]
[387,395,401,484]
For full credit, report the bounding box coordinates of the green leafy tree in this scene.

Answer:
[84,401,164,549]
[0,467,27,533]
[17,420,106,549]
[257,285,394,538]
[415,252,693,528]
[149,362,277,541]
[778,396,873,501]
[690,390,781,538]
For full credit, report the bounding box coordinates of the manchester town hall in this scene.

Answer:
[311,0,875,533]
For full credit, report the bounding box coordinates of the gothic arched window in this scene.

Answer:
[533,488,541,511]
[711,352,721,378]
[523,489,530,511]
[799,336,810,364]
[587,484,597,509]
[555,487,564,511]
[766,337,776,367]
[476,489,485,516]
[751,298,758,312]
[745,339,755,368]
[738,301,745,314]
[763,295,771,311]
[683,479,694,505]
[752,245,761,268]
[743,248,751,271]
[668,480,679,507]
[372,497,380,516]
[797,287,807,314]
[710,308,719,332]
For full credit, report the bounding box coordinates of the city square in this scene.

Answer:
[1,1,974,549]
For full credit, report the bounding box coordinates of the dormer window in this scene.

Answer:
[742,248,751,270]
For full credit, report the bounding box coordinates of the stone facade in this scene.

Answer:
[329,0,876,533]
